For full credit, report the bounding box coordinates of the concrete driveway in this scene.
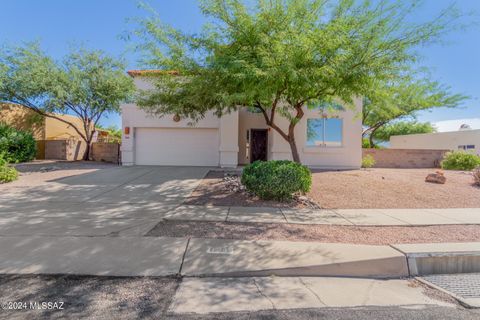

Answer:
[0,163,210,236]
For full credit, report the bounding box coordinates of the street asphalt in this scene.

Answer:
[0,274,479,320]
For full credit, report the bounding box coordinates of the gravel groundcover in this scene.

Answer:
[146,220,480,245]
[186,168,480,209]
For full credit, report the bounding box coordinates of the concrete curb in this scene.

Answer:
[392,242,480,276]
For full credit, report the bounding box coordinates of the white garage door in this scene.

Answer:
[135,128,219,166]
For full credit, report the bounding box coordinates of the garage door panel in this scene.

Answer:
[135,128,219,166]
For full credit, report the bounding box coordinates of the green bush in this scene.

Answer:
[0,154,18,183]
[362,138,372,148]
[441,151,480,171]
[0,123,36,163]
[241,160,312,201]
[361,154,376,168]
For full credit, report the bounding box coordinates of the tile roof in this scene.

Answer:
[127,70,180,77]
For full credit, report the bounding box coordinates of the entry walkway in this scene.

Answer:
[167,206,480,226]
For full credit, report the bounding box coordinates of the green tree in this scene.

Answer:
[373,121,436,143]
[129,0,464,162]
[96,124,122,143]
[0,43,135,160]
[362,77,465,147]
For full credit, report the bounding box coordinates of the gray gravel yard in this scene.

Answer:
[146,220,480,245]
[0,275,178,320]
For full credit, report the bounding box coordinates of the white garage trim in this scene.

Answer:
[134,127,220,166]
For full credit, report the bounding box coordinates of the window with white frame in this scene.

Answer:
[306,118,343,147]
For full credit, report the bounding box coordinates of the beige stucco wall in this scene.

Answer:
[0,103,45,139]
[390,130,480,156]
[44,114,90,140]
[1,103,90,141]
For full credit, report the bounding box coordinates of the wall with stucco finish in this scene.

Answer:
[390,130,480,156]
[0,103,45,139]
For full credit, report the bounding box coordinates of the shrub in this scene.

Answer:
[0,154,18,183]
[361,154,376,168]
[441,151,480,171]
[473,167,480,186]
[362,138,371,148]
[0,123,36,163]
[241,160,312,201]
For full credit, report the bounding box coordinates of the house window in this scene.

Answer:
[458,145,475,150]
[306,118,343,147]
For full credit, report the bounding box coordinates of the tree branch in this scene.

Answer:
[7,98,88,142]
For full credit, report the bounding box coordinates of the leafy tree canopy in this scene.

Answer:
[130,0,466,162]
[373,121,436,143]
[0,43,135,159]
[362,75,466,146]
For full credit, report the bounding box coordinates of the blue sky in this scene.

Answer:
[1,0,479,128]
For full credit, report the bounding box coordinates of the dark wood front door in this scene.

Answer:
[250,129,268,163]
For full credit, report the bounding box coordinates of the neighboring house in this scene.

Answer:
[121,70,363,168]
[390,127,480,156]
[1,103,95,159]
[1,103,91,140]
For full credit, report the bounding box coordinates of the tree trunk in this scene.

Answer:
[369,126,381,148]
[256,101,303,163]
[83,140,92,161]
[288,137,301,163]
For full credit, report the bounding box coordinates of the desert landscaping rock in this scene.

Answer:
[425,171,447,184]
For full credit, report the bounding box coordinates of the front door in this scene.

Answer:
[250,129,268,163]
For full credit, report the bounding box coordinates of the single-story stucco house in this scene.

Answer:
[121,70,363,168]
[390,128,480,156]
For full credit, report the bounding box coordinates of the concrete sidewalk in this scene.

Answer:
[0,236,406,278]
[169,277,454,314]
[0,236,479,278]
[167,205,480,226]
